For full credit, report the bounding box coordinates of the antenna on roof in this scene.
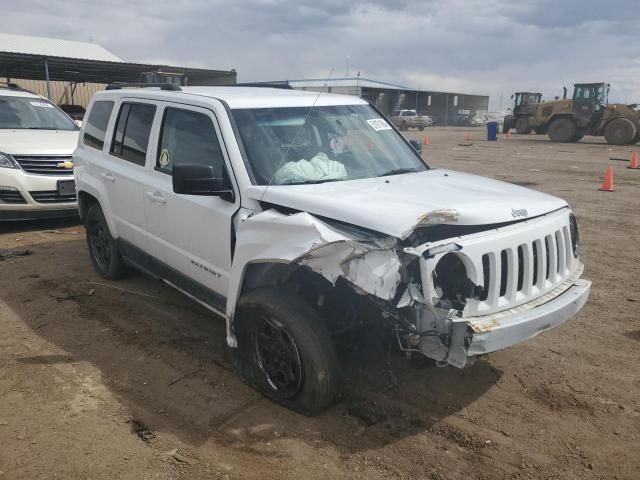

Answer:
[257,67,335,204]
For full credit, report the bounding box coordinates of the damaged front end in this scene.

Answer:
[229,206,590,368]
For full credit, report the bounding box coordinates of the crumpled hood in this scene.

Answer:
[247,169,568,239]
[0,129,79,156]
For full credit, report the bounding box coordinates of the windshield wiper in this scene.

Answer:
[379,167,419,177]
[283,178,344,185]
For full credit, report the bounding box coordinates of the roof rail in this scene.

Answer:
[234,82,293,90]
[105,83,182,91]
[0,82,38,95]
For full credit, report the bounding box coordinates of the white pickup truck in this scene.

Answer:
[389,109,433,130]
[74,85,590,415]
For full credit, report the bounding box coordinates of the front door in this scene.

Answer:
[143,102,239,308]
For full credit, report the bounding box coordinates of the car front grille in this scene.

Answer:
[14,156,74,176]
[29,190,77,204]
[0,190,27,204]
[419,210,579,318]
[477,226,573,307]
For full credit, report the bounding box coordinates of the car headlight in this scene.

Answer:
[569,213,580,258]
[0,152,17,169]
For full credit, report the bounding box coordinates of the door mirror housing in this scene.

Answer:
[172,164,234,202]
[408,139,422,154]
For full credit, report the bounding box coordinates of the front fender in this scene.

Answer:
[225,209,402,347]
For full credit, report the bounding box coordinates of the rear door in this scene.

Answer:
[143,101,239,307]
[102,100,157,253]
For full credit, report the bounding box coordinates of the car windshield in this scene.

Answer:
[233,104,428,185]
[0,95,79,131]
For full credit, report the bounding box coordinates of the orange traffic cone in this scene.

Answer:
[628,151,639,169]
[599,166,614,191]
[422,135,429,145]
[465,130,472,141]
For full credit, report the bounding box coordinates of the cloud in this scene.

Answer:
[2,0,639,109]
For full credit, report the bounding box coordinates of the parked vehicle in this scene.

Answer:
[0,83,80,220]
[74,84,591,414]
[389,109,432,130]
[506,83,640,144]
[58,104,86,122]
[469,115,487,127]
[503,92,542,134]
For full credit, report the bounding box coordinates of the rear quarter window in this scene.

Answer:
[83,101,114,150]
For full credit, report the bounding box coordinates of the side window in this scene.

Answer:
[83,100,114,150]
[156,108,225,177]
[110,102,156,166]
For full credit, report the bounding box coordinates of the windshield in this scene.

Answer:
[0,95,79,131]
[233,104,428,185]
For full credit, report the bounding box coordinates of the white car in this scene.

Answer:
[74,85,591,414]
[0,84,80,220]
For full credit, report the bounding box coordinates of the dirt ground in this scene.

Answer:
[1,127,639,480]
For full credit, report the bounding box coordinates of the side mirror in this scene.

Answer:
[408,139,422,154]
[172,164,234,202]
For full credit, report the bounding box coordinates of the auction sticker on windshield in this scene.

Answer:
[30,101,54,108]
[366,118,392,131]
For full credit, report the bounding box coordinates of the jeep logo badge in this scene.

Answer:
[511,208,528,218]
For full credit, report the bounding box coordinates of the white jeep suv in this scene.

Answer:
[74,85,591,414]
[0,84,80,220]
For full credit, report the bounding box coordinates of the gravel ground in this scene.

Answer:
[0,127,638,479]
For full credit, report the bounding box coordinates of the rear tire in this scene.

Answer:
[631,132,640,144]
[418,126,425,131]
[515,116,532,134]
[235,288,342,416]
[548,118,577,142]
[400,121,408,131]
[85,203,127,280]
[604,118,637,145]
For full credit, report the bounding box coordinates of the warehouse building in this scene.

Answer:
[259,77,489,126]
[0,32,236,108]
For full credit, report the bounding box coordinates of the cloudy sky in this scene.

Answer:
[4,0,640,110]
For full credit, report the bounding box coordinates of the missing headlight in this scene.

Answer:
[432,253,479,311]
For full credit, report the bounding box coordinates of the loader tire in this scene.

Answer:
[548,118,577,143]
[604,118,636,145]
[515,117,532,134]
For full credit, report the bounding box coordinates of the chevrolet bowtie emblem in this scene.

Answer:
[57,160,74,169]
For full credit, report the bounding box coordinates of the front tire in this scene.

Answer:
[515,116,532,134]
[235,288,342,415]
[85,204,127,279]
[604,118,637,145]
[548,117,577,142]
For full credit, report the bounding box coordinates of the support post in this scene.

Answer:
[44,59,52,100]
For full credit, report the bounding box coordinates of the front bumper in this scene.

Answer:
[449,278,591,366]
[415,275,591,368]
[0,167,77,220]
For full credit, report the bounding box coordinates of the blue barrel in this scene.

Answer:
[487,121,498,141]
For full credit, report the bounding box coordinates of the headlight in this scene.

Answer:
[569,213,580,258]
[0,152,17,169]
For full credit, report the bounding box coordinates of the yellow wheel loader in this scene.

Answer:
[510,83,640,144]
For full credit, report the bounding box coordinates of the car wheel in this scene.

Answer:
[604,118,637,145]
[85,203,127,279]
[418,126,425,131]
[547,118,577,142]
[401,121,408,131]
[235,287,342,415]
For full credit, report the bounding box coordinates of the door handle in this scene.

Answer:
[101,172,115,183]
[146,191,167,204]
